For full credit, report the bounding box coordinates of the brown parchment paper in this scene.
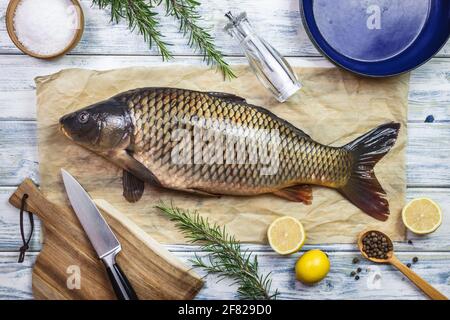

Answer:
[35,65,408,244]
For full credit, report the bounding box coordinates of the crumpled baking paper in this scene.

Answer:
[35,64,408,244]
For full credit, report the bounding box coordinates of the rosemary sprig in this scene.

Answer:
[93,0,172,60]
[92,0,235,79]
[156,203,278,300]
[164,0,236,79]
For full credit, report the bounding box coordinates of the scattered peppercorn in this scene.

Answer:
[425,115,435,123]
[352,257,360,264]
[408,240,413,245]
[355,275,360,280]
[412,257,419,263]
[350,271,356,277]
[356,267,362,273]
[407,263,412,268]
[361,231,392,259]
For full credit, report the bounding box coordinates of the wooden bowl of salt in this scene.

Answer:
[6,0,84,59]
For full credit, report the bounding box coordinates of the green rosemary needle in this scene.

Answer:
[164,0,236,79]
[93,0,173,61]
[156,203,278,300]
[92,0,235,79]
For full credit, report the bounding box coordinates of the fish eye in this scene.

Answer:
[78,112,89,124]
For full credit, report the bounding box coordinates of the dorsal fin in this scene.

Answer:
[208,92,247,103]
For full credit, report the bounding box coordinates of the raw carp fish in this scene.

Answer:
[60,87,400,221]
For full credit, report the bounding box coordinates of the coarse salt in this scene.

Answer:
[13,0,79,56]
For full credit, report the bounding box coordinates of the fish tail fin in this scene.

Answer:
[339,122,401,221]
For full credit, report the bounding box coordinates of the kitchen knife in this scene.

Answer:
[61,169,138,300]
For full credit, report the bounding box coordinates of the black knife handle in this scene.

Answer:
[104,257,138,300]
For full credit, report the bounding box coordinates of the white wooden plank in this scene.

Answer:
[0,185,448,253]
[0,55,334,91]
[0,55,330,120]
[0,252,34,300]
[0,121,38,186]
[0,0,313,56]
[408,58,450,123]
[0,0,448,58]
[0,251,448,300]
[0,121,447,187]
[0,121,447,251]
[0,55,449,121]
[0,118,445,251]
[163,188,450,253]
[194,251,450,300]
[0,91,36,121]
[406,123,450,187]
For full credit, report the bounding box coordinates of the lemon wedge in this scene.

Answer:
[402,198,442,235]
[267,216,306,255]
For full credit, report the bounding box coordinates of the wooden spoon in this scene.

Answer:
[357,230,447,300]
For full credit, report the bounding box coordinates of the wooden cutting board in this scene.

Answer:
[9,179,204,300]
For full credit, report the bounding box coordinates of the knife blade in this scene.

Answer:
[61,169,138,300]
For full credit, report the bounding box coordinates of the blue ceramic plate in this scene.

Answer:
[301,0,450,76]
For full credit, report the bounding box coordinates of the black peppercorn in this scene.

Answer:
[361,231,393,260]
[412,257,419,263]
[355,275,360,280]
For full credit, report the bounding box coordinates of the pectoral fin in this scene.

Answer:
[104,149,161,187]
[102,149,161,202]
[123,170,144,203]
[273,185,313,204]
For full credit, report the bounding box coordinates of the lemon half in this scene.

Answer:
[402,198,442,235]
[267,216,306,255]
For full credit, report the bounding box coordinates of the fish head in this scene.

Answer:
[59,98,132,152]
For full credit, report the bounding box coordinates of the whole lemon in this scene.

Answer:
[295,249,330,284]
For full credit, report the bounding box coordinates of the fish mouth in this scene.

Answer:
[59,113,74,141]
[59,122,73,141]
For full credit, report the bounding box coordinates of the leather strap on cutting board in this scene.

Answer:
[9,179,204,300]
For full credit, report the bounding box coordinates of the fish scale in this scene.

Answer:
[120,87,353,194]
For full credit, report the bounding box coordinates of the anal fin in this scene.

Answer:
[123,169,145,203]
[273,185,313,205]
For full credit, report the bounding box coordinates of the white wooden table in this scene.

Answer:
[0,0,449,300]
